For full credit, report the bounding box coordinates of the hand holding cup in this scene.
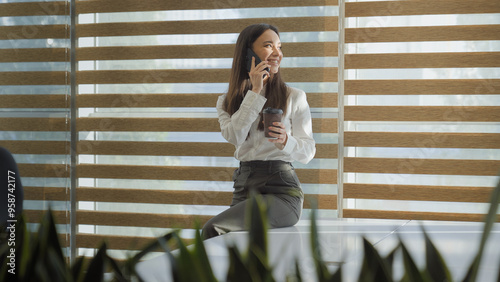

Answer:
[263,107,287,145]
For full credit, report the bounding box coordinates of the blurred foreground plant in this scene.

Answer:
[1,178,498,281]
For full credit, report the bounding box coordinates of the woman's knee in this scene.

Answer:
[201,220,218,240]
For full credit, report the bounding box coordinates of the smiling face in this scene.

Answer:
[251,29,283,75]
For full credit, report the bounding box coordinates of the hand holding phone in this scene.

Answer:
[246,48,270,93]
[246,48,270,74]
[247,48,271,75]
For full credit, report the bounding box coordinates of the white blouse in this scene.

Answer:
[216,87,316,164]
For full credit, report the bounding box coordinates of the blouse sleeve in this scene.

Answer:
[216,90,267,146]
[281,89,316,164]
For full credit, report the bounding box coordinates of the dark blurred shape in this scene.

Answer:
[0,147,24,226]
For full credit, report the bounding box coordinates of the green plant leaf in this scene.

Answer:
[384,243,398,278]
[127,231,175,266]
[247,194,274,282]
[422,228,452,282]
[45,247,72,282]
[71,256,86,282]
[32,210,71,282]
[162,223,218,282]
[105,252,127,282]
[248,194,268,262]
[158,233,180,282]
[293,258,303,282]
[192,225,217,282]
[83,243,108,282]
[22,225,39,282]
[329,263,342,282]
[496,258,500,282]
[174,232,196,280]
[40,210,66,263]
[400,241,427,282]
[34,259,52,282]
[358,237,393,282]
[0,217,25,282]
[172,231,209,282]
[309,207,343,282]
[309,207,333,281]
[17,216,31,279]
[125,231,175,280]
[0,254,8,282]
[463,176,500,282]
[226,244,254,282]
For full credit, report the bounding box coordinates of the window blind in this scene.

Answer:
[343,0,500,221]
[0,0,71,246]
[3,0,498,263]
[74,0,339,257]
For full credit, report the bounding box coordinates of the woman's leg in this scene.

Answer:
[259,165,303,228]
[201,162,304,240]
[201,199,249,239]
[201,193,302,240]
[201,167,250,240]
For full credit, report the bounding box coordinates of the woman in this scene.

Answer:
[201,23,316,239]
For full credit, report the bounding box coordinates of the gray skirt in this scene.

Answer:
[201,160,304,240]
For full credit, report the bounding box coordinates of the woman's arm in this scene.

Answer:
[217,91,267,146]
[281,89,316,164]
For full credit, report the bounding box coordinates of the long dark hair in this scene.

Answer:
[223,23,289,131]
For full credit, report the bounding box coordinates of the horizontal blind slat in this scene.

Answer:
[77,188,231,205]
[343,183,493,203]
[345,25,500,43]
[344,132,500,149]
[345,52,500,69]
[0,48,68,63]
[344,79,500,95]
[0,118,68,131]
[305,194,337,210]
[24,209,67,224]
[344,157,500,176]
[344,106,500,122]
[0,25,69,40]
[76,68,338,84]
[76,0,339,14]
[76,17,338,37]
[343,209,498,222]
[0,141,69,154]
[24,187,67,201]
[77,210,211,228]
[77,164,337,184]
[76,234,155,250]
[77,117,219,132]
[76,187,337,209]
[76,93,338,108]
[77,141,234,156]
[0,2,68,17]
[78,93,220,108]
[346,0,500,17]
[18,164,69,178]
[317,144,338,159]
[76,118,337,133]
[1,95,67,108]
[77,42,339,60]
[76,141,337,158]
[0,71,68,85]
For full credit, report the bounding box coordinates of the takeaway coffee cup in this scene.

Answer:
[263,107,283,138]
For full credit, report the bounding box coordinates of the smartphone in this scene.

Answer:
[246,48,270,74]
